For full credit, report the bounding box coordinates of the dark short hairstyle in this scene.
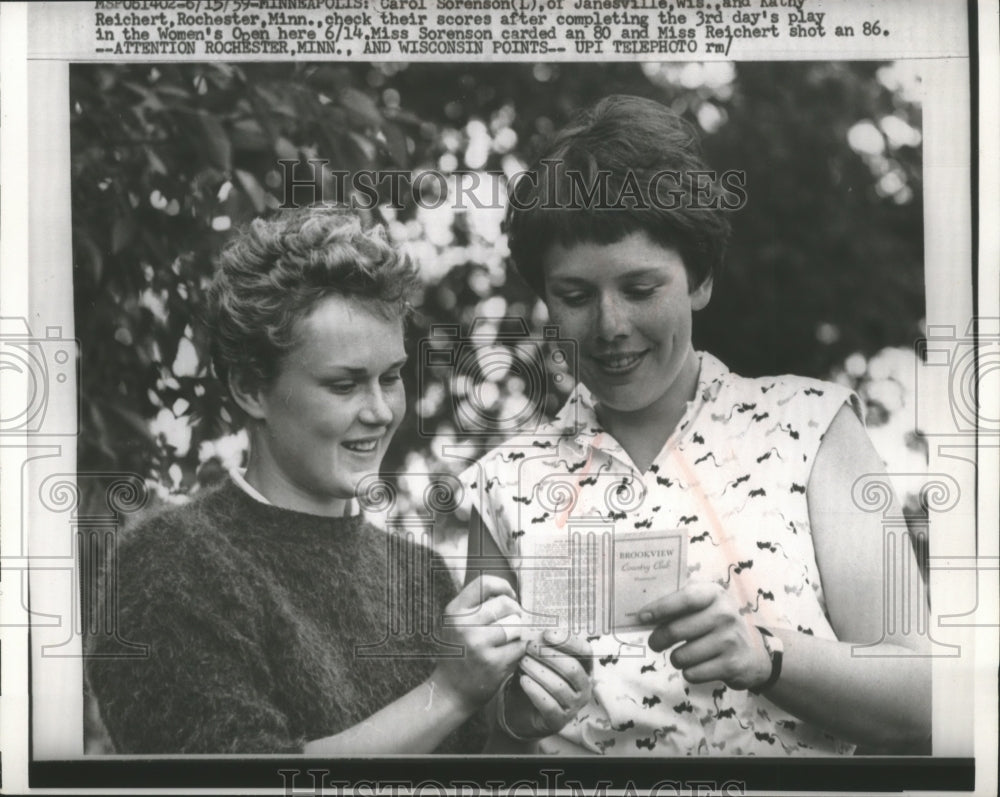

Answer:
[207,207,419,397]
[506,95,731,295]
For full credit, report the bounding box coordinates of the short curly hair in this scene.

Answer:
[207,207,419,397]
[506,95,732,296]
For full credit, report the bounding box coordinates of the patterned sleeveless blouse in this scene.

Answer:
[462,353,861,756]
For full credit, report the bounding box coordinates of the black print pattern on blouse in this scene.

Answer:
[463,352,861,756]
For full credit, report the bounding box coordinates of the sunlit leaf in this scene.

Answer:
[106,401,155,440]
[111,215,136,254]
[122,81,166,111]
[347,130,377,162]
[381,121,409,167]
[145,146,168,175]
[308,65,351,93]
[339,87,382,128]
[193,111,232,171]
[234,169,270,214]
[77,233,105,283]
[230,118,270,151]
[273,136,298,160]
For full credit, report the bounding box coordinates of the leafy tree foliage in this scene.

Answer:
[71,61,923,515]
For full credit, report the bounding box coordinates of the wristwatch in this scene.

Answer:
[748,627,783,695]
[495,675,546,742]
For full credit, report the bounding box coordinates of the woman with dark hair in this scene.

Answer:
[86,207,589,754]
[466,95,931,755]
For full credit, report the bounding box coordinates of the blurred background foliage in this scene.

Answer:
[71,60,927,518]
[73,59,927,756]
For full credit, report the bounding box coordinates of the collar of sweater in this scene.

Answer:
[206,478,372,545]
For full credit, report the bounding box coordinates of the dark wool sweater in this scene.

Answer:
[86,479,486,754]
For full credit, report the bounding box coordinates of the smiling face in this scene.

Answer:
[543,230,712,430]
[238,295,407,516]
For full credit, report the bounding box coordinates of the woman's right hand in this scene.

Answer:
[431,575,526,711]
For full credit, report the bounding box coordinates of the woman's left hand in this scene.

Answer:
[498,630,593,740]
[639,580,772,691]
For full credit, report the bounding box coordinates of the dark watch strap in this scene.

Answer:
[748,626,783,695]
[495,675,547,742]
